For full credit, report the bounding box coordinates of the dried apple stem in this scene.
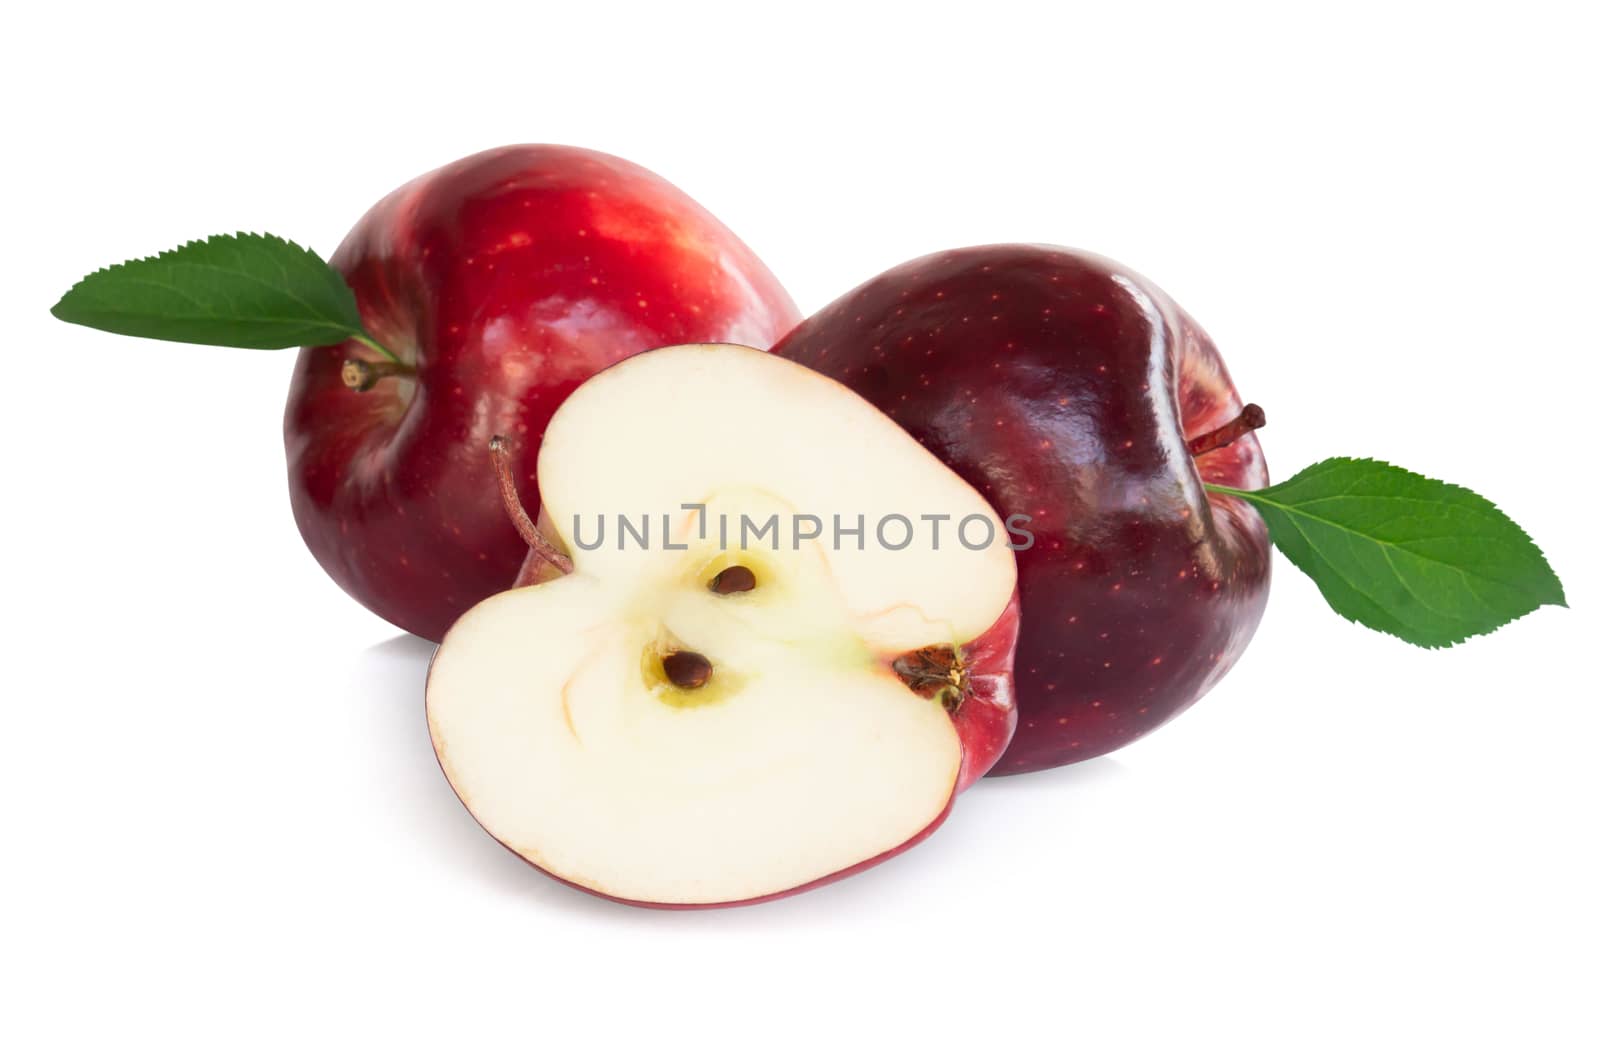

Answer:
[1187,403,1266,457]
[341,357,416,392]
[488,435,574,576]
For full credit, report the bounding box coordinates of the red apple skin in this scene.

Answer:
[950,590,1021,791]
[773,246,1271,774]
[284,146,800,642]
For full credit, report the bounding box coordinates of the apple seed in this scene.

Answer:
[662,650,714,690]
[709,565,757,594]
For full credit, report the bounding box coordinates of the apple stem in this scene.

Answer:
[341,357,416,392]
[488,435,574,576]
[1187,403,1266,457]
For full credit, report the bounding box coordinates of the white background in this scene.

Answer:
[4,3,1596,1051]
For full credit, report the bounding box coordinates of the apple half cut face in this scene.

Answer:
[426,344,1018,907]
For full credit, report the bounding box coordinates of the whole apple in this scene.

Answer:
[773,246,1271,773]
[285,145,800,641]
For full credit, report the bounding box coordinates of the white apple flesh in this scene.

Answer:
[426,344,1019,907]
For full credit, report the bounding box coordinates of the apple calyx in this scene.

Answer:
[1187,402,1267,456]
[487,435,574,576]
[339,357,416,392]
[893,645,971,713]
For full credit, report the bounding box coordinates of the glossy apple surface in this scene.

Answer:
[773,246,1270,773]
[285,145,800,641]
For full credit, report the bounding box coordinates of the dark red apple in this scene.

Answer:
[285,145,800,642]
[773,246,1271,774]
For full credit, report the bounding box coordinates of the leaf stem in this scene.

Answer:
[1203,482,1256,500]
[352,331,402,364]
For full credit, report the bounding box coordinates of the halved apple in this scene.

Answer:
[426,344,1019,907]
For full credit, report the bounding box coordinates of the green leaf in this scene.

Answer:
[1209,458,1565,647]
[50,232,389,356]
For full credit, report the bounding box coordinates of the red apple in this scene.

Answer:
[427,345,1020,906]
[284,145,800,641]
[773,246,1271,774]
